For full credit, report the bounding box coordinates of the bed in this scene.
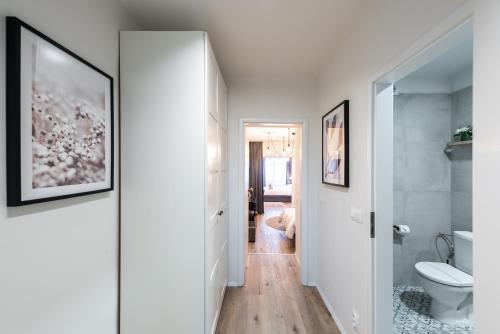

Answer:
[280,208,296,239]
[264,184,292,203]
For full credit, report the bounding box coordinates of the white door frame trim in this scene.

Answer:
[368,3,474,333]
[237,117,310,286]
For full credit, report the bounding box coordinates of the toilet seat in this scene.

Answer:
[416,262,473,287]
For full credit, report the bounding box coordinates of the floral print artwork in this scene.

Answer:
[31,41,107,188]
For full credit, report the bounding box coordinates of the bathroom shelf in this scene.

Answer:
[444,140,472,153]
[447,140,472,147]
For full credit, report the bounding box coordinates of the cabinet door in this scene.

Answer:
[205,40,220,334]
[121,31,206,334]
[205,39,228,334]
[217,72,228,297]
[207,48,218,121]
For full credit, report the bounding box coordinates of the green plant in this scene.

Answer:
[454,125,472,141]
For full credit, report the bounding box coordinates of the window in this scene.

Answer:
[264,157,291,188]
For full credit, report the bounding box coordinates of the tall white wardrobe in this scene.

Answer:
[120,31,228,334]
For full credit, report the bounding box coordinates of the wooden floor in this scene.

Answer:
[216,254,341,334]
[248,202,295,254]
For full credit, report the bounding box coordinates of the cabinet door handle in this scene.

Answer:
[218,210,224,216]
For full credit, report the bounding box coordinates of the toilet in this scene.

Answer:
[415,231,473,326]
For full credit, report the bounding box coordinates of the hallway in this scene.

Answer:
[216,254,341,334]
[4,1,497,334]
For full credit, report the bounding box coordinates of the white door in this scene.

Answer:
[373,83,393,334]
[205,47,219,334]
[217,72,228,305]
[205,39,228,334]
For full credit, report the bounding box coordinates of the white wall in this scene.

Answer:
[227,79,318,285]
[473,0,500,332]
[291,128,302,266]
[0,1,134,333]
[315,1,469,333]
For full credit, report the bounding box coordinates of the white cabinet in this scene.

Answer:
[120,31,228,334]
[205,45,228,334]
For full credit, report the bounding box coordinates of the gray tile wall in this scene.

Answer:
[393,87,473,286]
[450,86,473,232]
[393,94,452,286]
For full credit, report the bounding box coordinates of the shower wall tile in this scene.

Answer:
[395,94,451,143]
[452,191,473,232]
[403,191,451,217]
[451,86,473,132]
[451,158,472,192]
[393,94,452,285]
[393,190,406,224]
[393,153,405,191]
[403,142,451,191]
[393,87,473,286]
[451,86,473,233]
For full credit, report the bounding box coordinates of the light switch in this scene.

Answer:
[350,208,363,224]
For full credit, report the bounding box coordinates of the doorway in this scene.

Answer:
[236,119,308,286]
[372,19,474,334]
[245,125,301,255]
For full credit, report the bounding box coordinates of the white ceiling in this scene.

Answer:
[246,126,296,142]
[119,0,366,83]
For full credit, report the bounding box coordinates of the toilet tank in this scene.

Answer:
[454,231,473,275]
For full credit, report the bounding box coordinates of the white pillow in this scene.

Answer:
[280,208,296,239]
[280,208,296,225]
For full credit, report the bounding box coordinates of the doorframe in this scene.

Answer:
[237,117,310,286]
[369,3,474,333]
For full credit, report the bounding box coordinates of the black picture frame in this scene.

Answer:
[6,17,114,206]
[322,100,349,187]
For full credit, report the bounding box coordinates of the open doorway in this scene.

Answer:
[218,121,338,332]
[244,124,302,256]
[372,19,474,334]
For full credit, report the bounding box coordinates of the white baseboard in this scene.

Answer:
[227,281,241,287]
[314,283,347,334]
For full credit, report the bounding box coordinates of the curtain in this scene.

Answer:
[286,158,292,184]
[249,142,264,214]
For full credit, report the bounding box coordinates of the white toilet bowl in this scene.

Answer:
[415,231,474,325]
[415,262,473,325]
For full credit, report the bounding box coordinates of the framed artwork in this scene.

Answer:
[322,100,349,187]
[6,17,114,206]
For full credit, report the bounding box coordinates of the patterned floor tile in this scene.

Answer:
[393,286,474,334]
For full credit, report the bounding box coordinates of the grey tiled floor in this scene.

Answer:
[393,286,474,334]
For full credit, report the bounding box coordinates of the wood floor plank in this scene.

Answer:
[248,203,295,254]
[217,254,341,334]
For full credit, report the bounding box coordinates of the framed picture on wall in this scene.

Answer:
[6,17,114,206]
[322,100,349,187]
